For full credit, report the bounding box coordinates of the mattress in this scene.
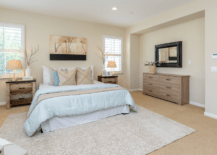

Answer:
[41,105,129,133]
[39,80,104,89]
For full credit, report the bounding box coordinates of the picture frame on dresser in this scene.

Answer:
[155,41,182,68]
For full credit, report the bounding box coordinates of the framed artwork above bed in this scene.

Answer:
[49,35,87,60]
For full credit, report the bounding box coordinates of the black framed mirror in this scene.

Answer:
[155,41,182,68]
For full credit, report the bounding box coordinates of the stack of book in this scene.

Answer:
[22,76,33,81]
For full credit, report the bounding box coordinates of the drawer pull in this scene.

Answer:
[149,83,152,85]
[166,95,171,97]
[166,79,171,81]
[149,90,152,92]
[19,88,25,89]
[148,77,152,78]
[19,98,25,100]
[166,87,171,89]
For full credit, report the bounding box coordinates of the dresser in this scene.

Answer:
[6,79,36,109]
[143,73,190,105]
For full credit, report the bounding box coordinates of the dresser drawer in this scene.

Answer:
[159,76,181,85]
[158,83,181,93]
[143,87,159,97]
[143,81,159,88]
[158,91,181,103]
[10,83,32,91]
[143,74,159,82]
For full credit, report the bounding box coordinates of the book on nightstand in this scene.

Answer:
[22,76,34,81]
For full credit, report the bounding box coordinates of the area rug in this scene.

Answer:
[0,106,195,155]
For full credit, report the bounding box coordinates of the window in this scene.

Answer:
[0,22,25,78]
[104,36,123,73]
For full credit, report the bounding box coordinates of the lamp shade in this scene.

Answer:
[6,60,23,70]
[107,61,117,68]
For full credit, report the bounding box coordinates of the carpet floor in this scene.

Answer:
[0,91,217,154]
[0,105,195,155]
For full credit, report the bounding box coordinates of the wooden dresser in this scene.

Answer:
[143,73,190,105]
[6,79,36,109]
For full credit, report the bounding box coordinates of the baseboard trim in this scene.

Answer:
[189,101,205,108]
[129,88,143,92]
[0,102,6,106]
[204,112,217,119]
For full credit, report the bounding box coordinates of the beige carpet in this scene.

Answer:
[0,105,195,155]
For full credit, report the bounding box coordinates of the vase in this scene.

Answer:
[149,65,156,74]
[25,66,31,77]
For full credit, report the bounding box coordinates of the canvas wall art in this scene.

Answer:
[49,35,87,60]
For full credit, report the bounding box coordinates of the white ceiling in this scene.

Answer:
[0,0,194,28]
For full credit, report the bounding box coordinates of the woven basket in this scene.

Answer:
[148,66,156,74]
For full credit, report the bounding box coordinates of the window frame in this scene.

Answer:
[0,22,25,79]
[103,35,123,74]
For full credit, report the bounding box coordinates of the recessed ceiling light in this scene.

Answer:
[112,7,118,11]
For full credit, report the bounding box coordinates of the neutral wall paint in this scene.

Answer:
[0,8,126,102]
[126,0,217,117]
[140,18,205,104]
[130,34,140,90]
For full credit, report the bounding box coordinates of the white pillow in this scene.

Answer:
[42,66,50,84]
[79,66,94,81]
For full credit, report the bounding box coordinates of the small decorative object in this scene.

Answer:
[107,61,117,76]
[144,61,158,74]
[95,46,106,68]
[23,46,39,77]
[106,72,112,76]
[102,70,106,76]
[50,35,87,60]
[5,60,23,81]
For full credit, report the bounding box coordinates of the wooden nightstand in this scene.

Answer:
[6,79,36,109]
[98,76,118,84]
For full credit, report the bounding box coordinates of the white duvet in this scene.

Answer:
[24,84,137,137]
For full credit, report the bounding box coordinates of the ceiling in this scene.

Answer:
[0,0,195,28]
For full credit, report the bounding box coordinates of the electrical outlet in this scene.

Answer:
[188,60,191,65]
[211,66,217,72]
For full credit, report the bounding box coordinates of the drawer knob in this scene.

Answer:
[166,87,171,89]
[166,79,171,81]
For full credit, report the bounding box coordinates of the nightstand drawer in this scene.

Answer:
[103,78,116,83]
[11,83,32,91]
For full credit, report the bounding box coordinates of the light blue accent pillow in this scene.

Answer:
[53,71,59,86]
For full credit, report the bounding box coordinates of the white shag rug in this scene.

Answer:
[0,106,196,155]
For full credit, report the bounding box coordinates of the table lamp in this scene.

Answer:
[107,61,117,76]
[6,60,23,81]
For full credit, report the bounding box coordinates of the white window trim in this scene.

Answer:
[0,22,25,79]
[103,35,123,74]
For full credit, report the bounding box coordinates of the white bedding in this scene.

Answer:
[41,105,129,133]
[39,80,104,89]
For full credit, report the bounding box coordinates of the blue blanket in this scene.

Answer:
[24,84,137,137]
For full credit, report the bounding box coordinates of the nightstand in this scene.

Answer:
[6,79,36,109]
[98,76,118,84]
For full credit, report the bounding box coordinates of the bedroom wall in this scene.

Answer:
[140,17,205,105]
[0,7,126,103]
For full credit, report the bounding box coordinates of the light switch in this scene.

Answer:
[211,66,217,72]
[188,60,191,65]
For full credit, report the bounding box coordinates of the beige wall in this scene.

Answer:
[0,8,126,103]
[126,0,217,117]
[140,18,205,104]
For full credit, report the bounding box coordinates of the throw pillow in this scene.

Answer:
[77,67,93,85]
[57,69,76,86]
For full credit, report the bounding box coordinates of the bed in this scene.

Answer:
[24,67,137,137]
